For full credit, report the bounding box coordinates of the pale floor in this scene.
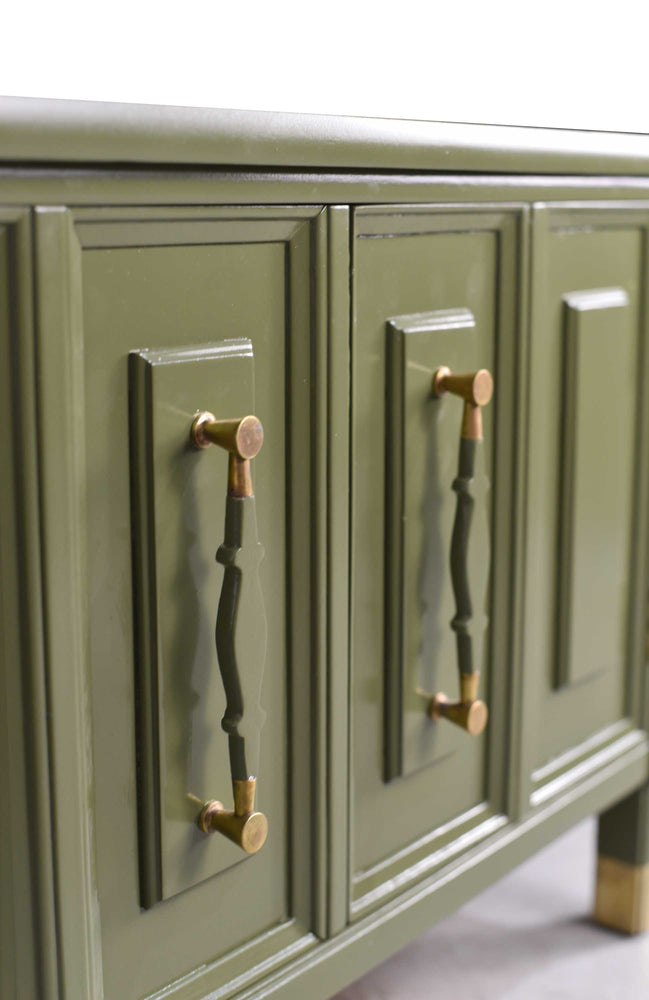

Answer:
[333,818,649,999]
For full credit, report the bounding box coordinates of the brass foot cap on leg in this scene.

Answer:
[593,856,649,935]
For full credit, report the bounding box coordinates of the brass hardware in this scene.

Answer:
[192,408,268,853]
[191,411,264,497]
[427,685,489,736]
[199,778,268,854]
[459,671,480,704]
[433,367,493,441]
[594,855,649,934]
[428,365,494,735]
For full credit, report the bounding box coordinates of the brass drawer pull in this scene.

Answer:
[426,369,493,736]
[191,411,268,853]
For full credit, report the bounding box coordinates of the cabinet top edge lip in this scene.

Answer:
[1,96,649,176]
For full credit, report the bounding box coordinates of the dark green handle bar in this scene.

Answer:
[191,411,268,851]
[428,368,492,734]
[216,494,266,782]
[450,437,478,676]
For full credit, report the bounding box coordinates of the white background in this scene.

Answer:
[2,0,648,133]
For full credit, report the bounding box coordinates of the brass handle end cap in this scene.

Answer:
[472,369,494,406]
[234,415,264,460]
[465,699,489,736]
[427,694,488,736]
[240,811,269,854]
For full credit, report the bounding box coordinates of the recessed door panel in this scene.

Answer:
[524,206,649,803]
[351,206,524,916]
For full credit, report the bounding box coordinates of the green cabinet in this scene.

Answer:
[2,100,649,1000]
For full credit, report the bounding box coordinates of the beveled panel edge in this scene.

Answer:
[563,287,630,312]
[350,805,506,917]
[71,205,323,250]
[143,922,316,1000]
[33,207,104,998]
[129,339,257,908]
[530,722,645,807]
[4,174,649,210]
[554,287,630,691]
[0,209,59,1000]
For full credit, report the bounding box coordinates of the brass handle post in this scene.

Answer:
[198,778,268,854]
[191,410,268,853]
[433,367,493,441]
[426,368,493,736]
[191,412,264,497]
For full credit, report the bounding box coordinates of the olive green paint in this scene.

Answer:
[0,211,59,1000]
[556,288,632,690]
[523,206,649,793]
[4,96,649,174]
[77,208,328,998]
[351,207,522,910]
[599,784,649,867]
[6,173,649,211]
[130,341,265,906]
[384,308,489,781]
[33,207,104,1000]
[2,102,649,1000]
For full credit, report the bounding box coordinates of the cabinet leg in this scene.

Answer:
[594,785,649,934]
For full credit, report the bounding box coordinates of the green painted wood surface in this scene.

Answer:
[1,136,649,1000]
[21,205,345,1000]
[523,206,649,797]
[556,288,632,689]
[4,97,649,174]
[5,174,649,212]
[33,207,104,1000]
[83,213,310,998]
[384,308,490,781]
[0,211,59,1000]
[129,341,268,906]
[350,206,523,912]
[599,784,649,867]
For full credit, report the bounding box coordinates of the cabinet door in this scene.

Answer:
[32,206,348,1000]
[522,204,649,807]
[350,206,527,917]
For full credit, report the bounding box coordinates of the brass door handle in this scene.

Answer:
[426,369,493,736]
[191,411,268,853]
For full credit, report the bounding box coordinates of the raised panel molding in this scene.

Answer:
[556,287,632,690]
[384,307,487,782]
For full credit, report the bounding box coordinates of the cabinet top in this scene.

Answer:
[1,97,649,175]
